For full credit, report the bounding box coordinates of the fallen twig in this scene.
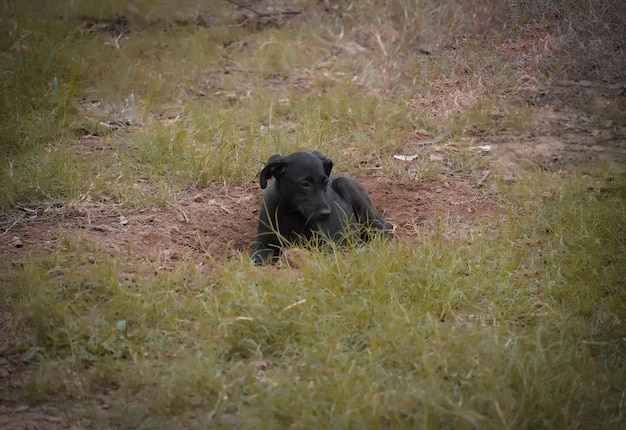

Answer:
[178,208,190,223]
[16,201,65,212]
[0,214,24,236]
[223,0,301,17]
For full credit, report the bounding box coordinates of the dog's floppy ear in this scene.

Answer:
[312,151,333,177]
[259,155,287,189]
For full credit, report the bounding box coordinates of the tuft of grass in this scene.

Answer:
[509,0,626,81]
[0,0,521,209]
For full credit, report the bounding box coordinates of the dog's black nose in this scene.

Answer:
[319,208,331,219]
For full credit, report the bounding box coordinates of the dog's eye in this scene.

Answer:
[300,181,311,189]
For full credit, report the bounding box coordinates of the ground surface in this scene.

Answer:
[4,87,625,429]
[1,2,626,429]
[2,81,624,265]
[1,89,624,430]
[0,174,501,264]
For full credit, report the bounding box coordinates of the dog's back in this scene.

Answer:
[252,151,392,264]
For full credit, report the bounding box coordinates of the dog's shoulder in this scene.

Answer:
[328,175,349,187]
[329,175,367,198]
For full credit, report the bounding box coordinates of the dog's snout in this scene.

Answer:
[319,207,331,219]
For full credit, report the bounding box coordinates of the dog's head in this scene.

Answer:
[260,151,333,221]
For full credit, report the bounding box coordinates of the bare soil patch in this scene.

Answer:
[489,82,626,177]
[0,174,501,265]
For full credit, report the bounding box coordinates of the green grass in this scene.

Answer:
[2,172,625,428]
[0,0,517,208]
[1,0,626,428]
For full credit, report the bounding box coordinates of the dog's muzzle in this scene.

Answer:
[318,208,331,219]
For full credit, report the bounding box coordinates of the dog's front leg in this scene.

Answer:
[252,216,281,265]
[252,195,286,264]
[251,242,276,265]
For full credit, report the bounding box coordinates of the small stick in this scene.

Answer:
[178,208,190,223]
[223,0,301,17]
[224,0,265,16]
[0,214,24,236]
[478,170,491,186]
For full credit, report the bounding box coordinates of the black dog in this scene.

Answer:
[252,151,392,264]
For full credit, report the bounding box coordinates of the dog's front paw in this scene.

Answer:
[251,247,275,266]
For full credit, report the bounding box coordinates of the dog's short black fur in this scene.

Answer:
[252,151,393,264]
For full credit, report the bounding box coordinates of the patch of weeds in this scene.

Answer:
[512,0,626,81]
[3,171,626,427]
[580,95,626,122]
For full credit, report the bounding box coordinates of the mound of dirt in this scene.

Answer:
[0,175,500,264]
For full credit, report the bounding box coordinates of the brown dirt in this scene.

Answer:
[489,81,626,178]
[0,174,502,265]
